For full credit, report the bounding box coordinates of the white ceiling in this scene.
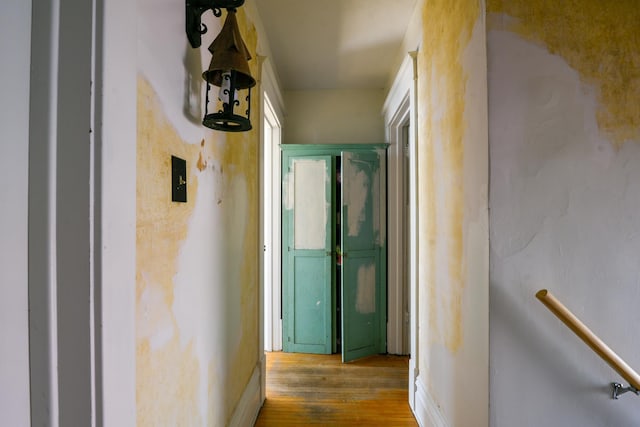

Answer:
[254,0,418,90]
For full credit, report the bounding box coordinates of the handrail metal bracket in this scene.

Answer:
[611,382,640,400]
[536,290,640,402]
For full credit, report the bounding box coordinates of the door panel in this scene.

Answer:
[342,251,379,360]
[283,155,333,354]
[341,151,386,362]
[292,255,331,347]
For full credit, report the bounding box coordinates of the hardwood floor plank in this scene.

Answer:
[254,352,418,426]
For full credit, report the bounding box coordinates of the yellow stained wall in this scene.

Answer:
[418,0,481,353]
[486,2,640,424]
[136,9,260,426]
[137,77,203,424]
[487,0,640,147]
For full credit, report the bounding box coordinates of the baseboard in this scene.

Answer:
[414,375,449,427]
[228,363,263,427]
[409,358,417,411]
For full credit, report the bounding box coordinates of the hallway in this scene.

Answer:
[254,352,417,426]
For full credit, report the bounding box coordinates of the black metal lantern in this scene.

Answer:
[202,9,255,131]
[186,0,255,132]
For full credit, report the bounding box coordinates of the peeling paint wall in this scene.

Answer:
[136,3,261,425]
[488,1,640,426]
[416,0,489,425]
[488,0,640,147]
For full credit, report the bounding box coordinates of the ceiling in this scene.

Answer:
[254,0,418,91]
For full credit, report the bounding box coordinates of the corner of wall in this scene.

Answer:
[416,0,489,425]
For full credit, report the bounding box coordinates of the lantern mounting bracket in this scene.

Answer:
[186,0,246,48]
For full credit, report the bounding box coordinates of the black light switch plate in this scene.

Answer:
[171,155,187,203]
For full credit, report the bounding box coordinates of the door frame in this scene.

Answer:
[262,92,283,354]
[26,0,138,424]
[383,51,419,409]
[387,99,411,356]
[260,57,285,357]
[265,50,418,362]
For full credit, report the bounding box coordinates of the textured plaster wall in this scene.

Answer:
[488,1,640,426]
[283,89,386,144]
[416,0,488,425]
[136,4,260,425]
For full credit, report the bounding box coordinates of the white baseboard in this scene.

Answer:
[414,375,449,427]
[228,363,264,427]
[409,358,417,411]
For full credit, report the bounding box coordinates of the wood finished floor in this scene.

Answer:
[254,352,418,426]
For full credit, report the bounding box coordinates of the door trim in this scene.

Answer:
[383,51,419,409]
[260,57,284,354]
[262,92,283,353]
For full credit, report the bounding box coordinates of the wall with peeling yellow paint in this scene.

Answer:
[136,3,261,425]
[414,0,488,425]
[488,1,640,425]
[488,0,640,147]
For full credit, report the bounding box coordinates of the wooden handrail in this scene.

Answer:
[536,289,640,391]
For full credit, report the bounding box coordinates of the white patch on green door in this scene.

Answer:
[293,159,328,249]
[356,263,376,314]
[372,151,385,246]
[282,170,294,211]
[343,165,369,237]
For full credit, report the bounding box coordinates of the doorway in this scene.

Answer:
[259,50,418,413]
[262,106,412,355]
[261,89,415,358]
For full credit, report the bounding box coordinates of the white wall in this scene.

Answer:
[415,14,489,427]
[98,0,138,423]
[283,89,385,144]
[489,30,640,426]
[0,0,32,424]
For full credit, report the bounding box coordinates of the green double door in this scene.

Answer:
[282,145,386,362]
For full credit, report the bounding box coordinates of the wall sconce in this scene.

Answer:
[186,0,256,132]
